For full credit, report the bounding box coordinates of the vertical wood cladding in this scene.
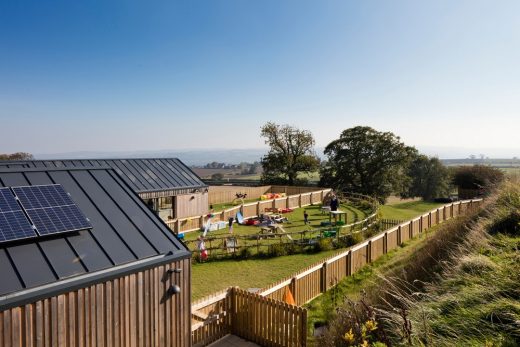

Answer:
[0,258,191,347]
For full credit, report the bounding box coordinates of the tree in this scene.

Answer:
[402,154,451,200]
[0,152,34,160]
[260,122,320,185]
[320,126,416,202]
[452,165,504,191]
[211,173,224,180]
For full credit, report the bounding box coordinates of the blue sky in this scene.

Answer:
[1,1,519,157]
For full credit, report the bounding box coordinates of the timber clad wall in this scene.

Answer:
[176,193,209,219]
[0,258,191,347]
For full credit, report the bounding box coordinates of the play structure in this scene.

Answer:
[231,192,248,205]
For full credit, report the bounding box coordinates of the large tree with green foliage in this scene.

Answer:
[260,122,320,185]
[0,152,34,160]
[320,126,416,202]
[402,154,451,200]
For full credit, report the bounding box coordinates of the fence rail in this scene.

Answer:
[190,199,483,346]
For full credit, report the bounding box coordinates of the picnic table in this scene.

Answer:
[329,210,347,225]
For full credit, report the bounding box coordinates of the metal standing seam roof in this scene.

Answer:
[0,166,189,306]
[0,158,207,196]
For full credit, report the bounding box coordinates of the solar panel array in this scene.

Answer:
[0,185,91,244]
[0,188,37,242]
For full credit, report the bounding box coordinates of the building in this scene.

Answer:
[0,158,209,220]
[0,165,191,346]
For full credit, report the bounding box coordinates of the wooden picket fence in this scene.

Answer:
[190,199,483,346]
[191,288,306,347]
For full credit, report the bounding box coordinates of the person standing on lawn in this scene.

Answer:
[228,216,234,233]
[303,210,309,225]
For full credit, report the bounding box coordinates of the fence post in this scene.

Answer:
[302,307,308,346]
[286,195,290,208]
[397,226,402,245]
[291,277,298,305]
[347,251,352,276]
[321,263,327,292]
[175,219,180,234]
[383,232,388,254]
[256,201,260,216]
[298,194,302,208]
[367,240,372,263]
[230,287,237,333]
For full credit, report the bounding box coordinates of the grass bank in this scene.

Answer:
[317,182,520,346]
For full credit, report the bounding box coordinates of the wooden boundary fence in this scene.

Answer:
[191,199,482,346]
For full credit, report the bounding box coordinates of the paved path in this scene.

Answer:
[207,334,260,347]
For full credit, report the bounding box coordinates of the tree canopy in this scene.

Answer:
[402,154,451,201]
[260,122,320,185]
[320,126,416,202]
[0,152,34,160]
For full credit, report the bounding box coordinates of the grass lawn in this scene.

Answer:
[379,200,444,220]
[191,250,339,300]
[183,203,369,242]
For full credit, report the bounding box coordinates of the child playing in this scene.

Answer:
[303,210,309,225]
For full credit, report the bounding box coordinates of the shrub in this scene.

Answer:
[238,247,253,259]
[452,165,504,190]
[268,244,287,257]
[338,233,364,248]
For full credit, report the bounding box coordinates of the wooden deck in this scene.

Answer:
[207,334,260,347]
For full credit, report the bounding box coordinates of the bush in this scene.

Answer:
[268,244,288,257]
[452,165,504,190]
[337,233,364,248]
[238,247,253,259]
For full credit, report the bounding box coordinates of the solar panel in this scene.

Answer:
[13,185,92,236]
[0,188,38,242]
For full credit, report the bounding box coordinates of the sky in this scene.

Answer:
[1,0,519,158]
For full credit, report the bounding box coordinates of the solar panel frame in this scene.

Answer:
[0,188,38,243]
[12,184,92,236]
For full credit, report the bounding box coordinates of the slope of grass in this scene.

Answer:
[318,182,520,347]
[305,228,439,334]
[379,200,443,220]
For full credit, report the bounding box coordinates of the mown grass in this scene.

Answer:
[191,250,339,300]
[379,200,443,220]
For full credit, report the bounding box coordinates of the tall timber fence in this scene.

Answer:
[190,199,483,346]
